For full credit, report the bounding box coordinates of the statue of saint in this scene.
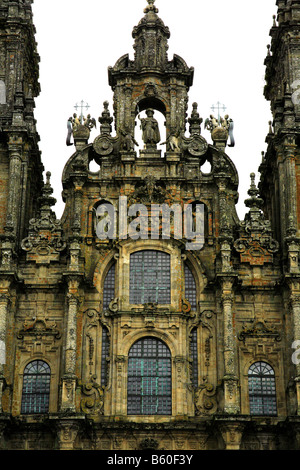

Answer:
[138,109,161,149]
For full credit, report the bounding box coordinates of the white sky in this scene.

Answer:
[31,0,276,219]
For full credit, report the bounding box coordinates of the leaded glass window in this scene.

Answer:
[101,326,110,387]
[129,251,171,304]
[191,328,198,387]
[248,361,277,416]
[127,338,172,415]
[185,264,197,310]
[21,360,51,414]
[103,263,115,310]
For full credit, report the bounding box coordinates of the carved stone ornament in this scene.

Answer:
[17,316,61,340]
[21,172,66,263]
[80,375,104,416]
[187,135,208,157]
[139,438,159,450]
[234,173,279,265]
[234,236,279,265]
[93,135,114,156]
[238,319,282,342]
[129,175,172,205]
[194,382,217,415]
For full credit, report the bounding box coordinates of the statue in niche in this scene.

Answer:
[138,109,161,149]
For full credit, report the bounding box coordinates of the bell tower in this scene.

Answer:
[0,0,44,259]
[260,0,300,250]
[108,0,194,152]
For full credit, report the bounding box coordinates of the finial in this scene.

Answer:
[244,172,264,211]
[98,101,113,135]
[144,0,158,13]
[188,102,203,135]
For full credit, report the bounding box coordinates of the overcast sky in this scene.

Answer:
[31,0,276,219]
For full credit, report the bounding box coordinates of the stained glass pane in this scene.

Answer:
[21,360,51,414]
[129,251,171,304]
[127,338,172,415]
[185,265,197,310]
[103,263,115,310]
[248,361,277,416]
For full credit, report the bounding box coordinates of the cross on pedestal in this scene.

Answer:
[211,101,227,124]
[74,100,90,124]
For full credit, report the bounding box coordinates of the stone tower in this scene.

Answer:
[0,0,44,247]
[1,0,300,451]
[260,0,300,420]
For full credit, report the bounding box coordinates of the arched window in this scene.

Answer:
[129,250,170,304]
[21,360,51,414]
[103,263,115,310]
[185,264,197,310]
[248,361,277,416]
[127,337,172,415]
[190,328,198,387]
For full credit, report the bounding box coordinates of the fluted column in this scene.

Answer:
[6,136,23,239]
[221,278,240,414]
[61,279,81,412]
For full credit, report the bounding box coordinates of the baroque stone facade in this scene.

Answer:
[0,0,300,451]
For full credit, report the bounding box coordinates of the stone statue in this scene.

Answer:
[84,114,97,131]
[138,109,161,149]
[204,115,219,132]
[120,129,139,151]
[72,113,81,131]
[161,131,180,152]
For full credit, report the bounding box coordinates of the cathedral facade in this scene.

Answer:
[0,0,300,451]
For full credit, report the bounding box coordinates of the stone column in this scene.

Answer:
[290,291,300,414]
[283,136,297,238]
[61,279,81,412]
[221,277,240,414]
[6,135,23,238]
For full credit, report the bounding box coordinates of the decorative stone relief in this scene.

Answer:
[21,172,66,263]
[80,375,104,416]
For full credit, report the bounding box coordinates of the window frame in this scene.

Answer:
[21,360,51,415]
[248,361,277,417]
[127,337,172,416]
[184,263,197,311]
[129,250,171,305]
[102,261,116,311]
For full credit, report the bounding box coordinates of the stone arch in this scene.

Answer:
[122,328,178,363]
[135,95,167,117]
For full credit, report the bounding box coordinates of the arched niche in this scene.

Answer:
[135,96,167,117]
[134,97,167,149]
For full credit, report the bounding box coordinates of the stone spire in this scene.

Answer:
[132,0,170,70]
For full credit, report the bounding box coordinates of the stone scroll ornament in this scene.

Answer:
[80,375,104,416]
